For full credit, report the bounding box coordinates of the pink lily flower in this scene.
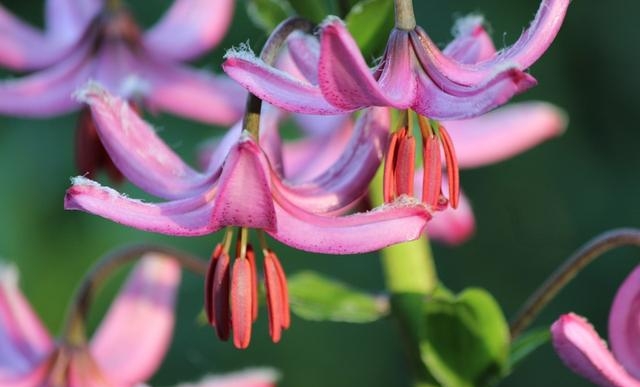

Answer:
[551,265,640,387]
[0,254,181,387]
[0,0,242,180]
[223,0,569,120]
[153,369,278,387]
[63,83,432,347]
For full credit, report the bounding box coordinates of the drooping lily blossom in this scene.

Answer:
[551,265,640,387]
[0,0,243,179]
[0,254,181,387]
[223,0,569,120]
[63,83,432,347]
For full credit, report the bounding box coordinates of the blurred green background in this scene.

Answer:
[1,0,638,386]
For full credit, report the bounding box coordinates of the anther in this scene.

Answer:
[264,250,285,343]
[383,128,416,202]
[231,257,253,349]
[438,124,460,209]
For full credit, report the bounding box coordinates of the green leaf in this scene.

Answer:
[420,288,510,387]
[509,327,551,369]
[246,0,294,34]
[345,0,394,59]
[287,271,389,323]
[287,0,328,23]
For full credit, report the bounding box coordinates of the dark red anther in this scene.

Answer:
[422,134,442,208]
[264,252,284,343]
[245,245,259,322]
[212,253,230,341]
[231,258,253,349]
[204,244,224,325]
[438,125,459,209]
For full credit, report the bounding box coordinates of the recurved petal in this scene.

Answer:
[609,265,640,379]
[0,264,53,377]
[269,196,431,254]
[0,360,50,387]
[0,4,64,70]
[443,16,497,64]
[551,313,640,387]
[90,254,181,386]
[143,60,245,125]
[76,82,212,200]
[411,0,569,87]
[425,191,475,245]
[413,68,537,120]
[144,0,234,61]
[64,177,223,236]
[45,0,102,46]
[170,369,279,387]
[275,107,389,214]
[223,49,345,115]
[318,20,414,110]
[445,102,568,168]
[0,42,93,117]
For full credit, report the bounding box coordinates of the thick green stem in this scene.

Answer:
[61,244,207,346]
[510,228,640,339]
[371,167,439,387]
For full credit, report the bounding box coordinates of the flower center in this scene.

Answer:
[204,228,290,349]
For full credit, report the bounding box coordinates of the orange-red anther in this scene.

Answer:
[438,125,459,209]
[270,254,290,330]
[231,258,253,349]
[383,130,401,203]
[264,252,284,343]
[422,134,442,208]
[395,135,416,197]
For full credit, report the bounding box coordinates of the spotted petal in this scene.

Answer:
[552,313,640,387]
[91,254,181,386]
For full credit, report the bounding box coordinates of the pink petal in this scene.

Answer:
[413,68,537,120]
[76,83,212,200]
[144,0,234,61]
[609,265,640,379]
[275,108,389,214]
[269,196,431,254]
[410,0,569,87]
[90,254,181,386]
[445,102,568,168]
[318,20,414,110]
[0,264,52,378]
[286,33,322,84]
[172,368,278,387]
[222,49,346,115]
[210,135,277,231]
[552,313,640,387]
[0,41,93,117]
[143,60,246,125]
[91,41,140,95]
[425,191,475,245]
[64,177,223,236]
[45,0,102,47]
[443,16,497,64]
[0,360,50,387]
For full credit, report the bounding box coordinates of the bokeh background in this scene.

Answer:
[1,0,638,386]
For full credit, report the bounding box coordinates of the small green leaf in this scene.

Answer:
[287,0,328,23]
[246,0,294,34]
[345,0,394,59]
[509,327,551,368]
[287,271,389,323]
[420,288,510,387]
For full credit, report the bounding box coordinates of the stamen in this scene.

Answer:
[270,253,290,330]
[438,125,460,209]
[246,245,259,322]
[231,258,253,349]
[383,131,401,202]
[212,253,231,341]
[422,134,442,208]
[395,131,416,197]
[264,251,284,343]
[204,244,223,325]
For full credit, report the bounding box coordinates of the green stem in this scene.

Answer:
[371,167,439,387]
[61,244,207,346]
[394,0,416,30]
[509,228,640,339]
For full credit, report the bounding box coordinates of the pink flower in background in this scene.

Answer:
[423,101,568,245]
[223,0,570,120]
[0,254,181,386]
[155,369,279,387]
[551,265,640,387]
[0,0,243,180]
